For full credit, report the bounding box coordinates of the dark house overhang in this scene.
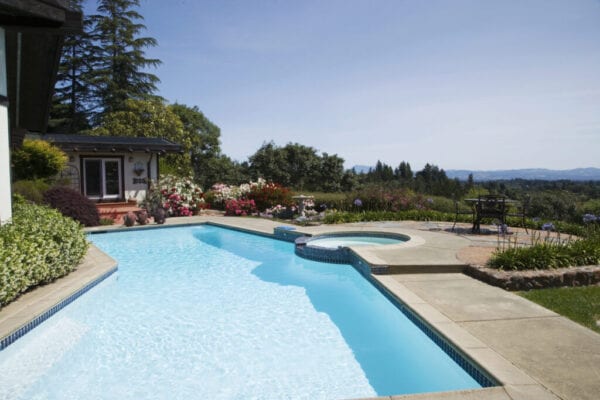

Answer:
[0,1,82,33]
[36,133,184,155]
[1,0,82,143]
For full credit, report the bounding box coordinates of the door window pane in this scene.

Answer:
[104,161,120,196]
[84,160,102,196]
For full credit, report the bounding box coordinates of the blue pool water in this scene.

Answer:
[0,225,483,399]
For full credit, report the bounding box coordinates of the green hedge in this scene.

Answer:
[322,210,469,224]
[0,203,89,306]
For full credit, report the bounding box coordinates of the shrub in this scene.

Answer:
[247,182,292,212]
[0,202,88,306]
[489,226,600,270]
[264,205,295,219]
[142,175,205,217]
[12,179,50,204]
[580,199,600,216]
[208,179,263,210]
[43,186,100,227]
[208,178,291,211]
[225,199,257,216]
[11,139,68,180]
[343,186,430,212]
[323,210,463,224]
[426,195,457,214]
[304,192,346,212]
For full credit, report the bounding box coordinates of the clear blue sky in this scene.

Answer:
[85,0,600,171]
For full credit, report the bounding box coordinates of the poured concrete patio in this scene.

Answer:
[2,216,599,400]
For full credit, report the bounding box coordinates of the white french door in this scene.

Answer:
[83,158,122,200]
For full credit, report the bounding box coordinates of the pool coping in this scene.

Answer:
[0,244,118,351]
[0,216,587,399]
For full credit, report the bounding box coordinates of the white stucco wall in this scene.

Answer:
[124,153,157,202]
[0,28,10,224]
[0,105,11,224]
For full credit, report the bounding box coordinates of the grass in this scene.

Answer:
[519,286,600,333]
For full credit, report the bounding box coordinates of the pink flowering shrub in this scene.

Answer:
[246,182,292,212]
[224,199,257,216]
[207,178,292,214]
[142,175,206,217]
[208,179,264,210]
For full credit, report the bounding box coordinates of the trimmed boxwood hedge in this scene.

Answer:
[0,202,89,306]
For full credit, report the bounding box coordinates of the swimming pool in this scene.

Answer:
[0,225,488,399]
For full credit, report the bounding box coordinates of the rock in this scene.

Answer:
[153,208,166,224]
[136,210,149,225]
[123,211,137,227]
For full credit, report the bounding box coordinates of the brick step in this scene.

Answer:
[96,201,141,223]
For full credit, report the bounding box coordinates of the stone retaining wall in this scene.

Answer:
[464,264,600,291]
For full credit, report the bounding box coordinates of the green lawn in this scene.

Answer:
[519,286,600,333]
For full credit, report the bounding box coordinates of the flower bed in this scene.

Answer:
[207,178,293,217]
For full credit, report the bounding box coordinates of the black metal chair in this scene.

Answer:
[451,199,474,232]
[506,196,529,234]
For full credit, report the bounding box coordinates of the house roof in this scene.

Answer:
[36,133,184,154]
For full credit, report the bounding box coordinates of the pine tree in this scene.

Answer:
[49,0,98,133]
[92,0,161,115]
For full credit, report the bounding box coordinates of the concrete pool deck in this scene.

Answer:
[2,216,599,400]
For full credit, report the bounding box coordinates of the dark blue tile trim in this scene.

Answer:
[0,266,118,352]
[367,276,497,388]
[293,235,497,388]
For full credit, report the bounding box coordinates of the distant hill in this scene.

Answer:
[351,165,372,174]
[350,166,600,181]
[446,168,600,181]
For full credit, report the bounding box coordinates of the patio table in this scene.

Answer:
[464,195,521,233]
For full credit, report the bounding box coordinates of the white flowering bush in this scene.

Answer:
[208,178,268,210]
[143,175,205,217]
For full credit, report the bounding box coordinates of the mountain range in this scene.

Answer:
[350,166,600,181]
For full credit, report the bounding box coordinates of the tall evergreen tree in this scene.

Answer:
[395,161,413,181]
[49,0,98,133]
[92,0,161,115]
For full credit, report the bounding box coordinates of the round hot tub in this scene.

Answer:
[295,232,409,264]
[307,234,407,249]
